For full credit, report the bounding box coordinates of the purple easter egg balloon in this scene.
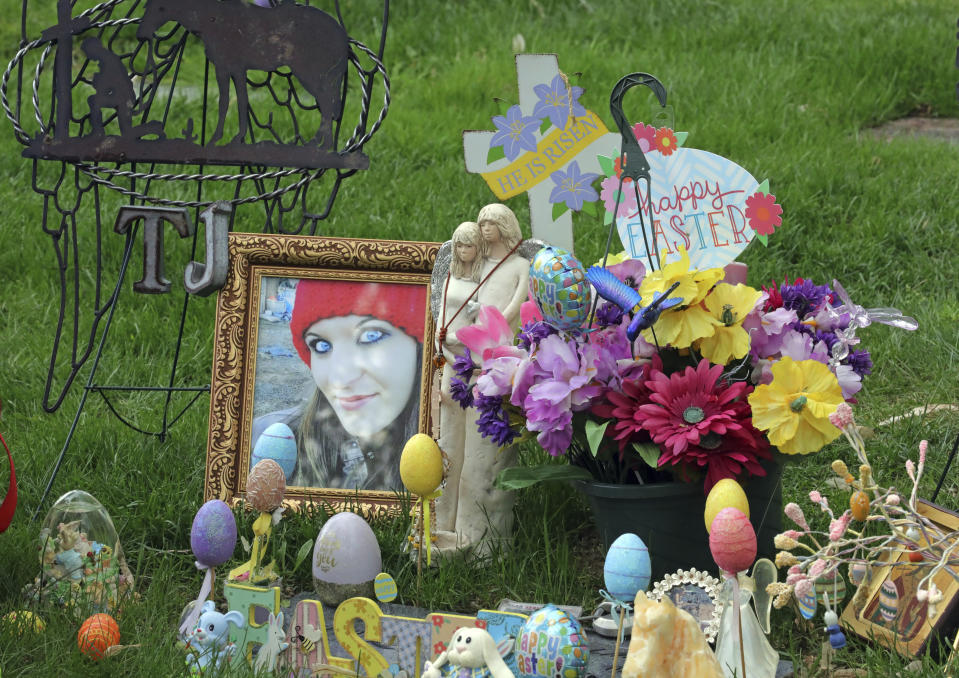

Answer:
[190,500,237,566]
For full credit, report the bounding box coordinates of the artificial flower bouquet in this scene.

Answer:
[450,247,913,494]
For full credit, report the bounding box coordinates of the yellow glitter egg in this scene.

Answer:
[399,434,443,496]
[704,478,750,533]
[850,490,870,521]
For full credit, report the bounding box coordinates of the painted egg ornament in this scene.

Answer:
[603,533,651,601]
[190,500,237,566]
[709,507,757,574]
[849,490,870,521]
[516,604,589,678]
[251,422,297,479]
[246,458,286,512]
[373,572,398,602]
[704,478,749,533]
[814,573,847,605]
[878,580,899,622]
[77,613,120,660]
[528,246,592,331]
[312,512,382,606]
[796,590,817,620]
[399,434,444,496]
[848,562,868,587]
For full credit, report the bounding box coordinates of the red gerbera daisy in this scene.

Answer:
[744,192,783,236]
[653,127,678,156]
[637,360,750,458]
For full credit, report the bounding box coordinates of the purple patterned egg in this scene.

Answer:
[190,500,237,566]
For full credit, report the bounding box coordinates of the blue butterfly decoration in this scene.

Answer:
[585,266,683,341]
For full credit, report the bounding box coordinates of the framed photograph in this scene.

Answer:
[840,500,959,656]
[649,569,724,643]
[205,232,439,513]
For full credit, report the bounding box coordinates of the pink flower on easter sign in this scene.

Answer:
[745,192,783,236]
[631,122,656,153]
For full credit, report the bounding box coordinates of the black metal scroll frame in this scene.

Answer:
[2,0,390,517]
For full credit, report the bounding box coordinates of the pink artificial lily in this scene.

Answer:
[456,305,518,361]
[520,295,543,326]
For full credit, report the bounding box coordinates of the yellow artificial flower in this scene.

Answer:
[696,283,763,364]
[748,357,844,455]
[639,247,725,349]
[595,250,631,268]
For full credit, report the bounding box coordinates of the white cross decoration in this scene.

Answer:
[463,54,618,254]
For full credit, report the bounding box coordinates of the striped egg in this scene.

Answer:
[848,562,868,587]
[603,533,651,601]
[878,580,899,622]
[374,572,397,602]
[815,573,847,605]
[77,614,120,660]
[797,590,817,619]
[709,507,757,574]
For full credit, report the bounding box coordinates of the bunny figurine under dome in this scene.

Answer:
[422,627,515,678]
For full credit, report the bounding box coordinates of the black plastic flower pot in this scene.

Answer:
[573,458,782,581]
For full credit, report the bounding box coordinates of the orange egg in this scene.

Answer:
[78,613,120,660]
[850,490,870,521]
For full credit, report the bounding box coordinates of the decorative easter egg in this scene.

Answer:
[246,458,286,512]
[878,580,899,622]
[815,573,847,605]
[516,604,589,678]
[528,246,592,331]
[603,533,651,601]
[796,590,817,619]
[312,512,382,606]
[251,422,297,479]
[848,562,868,587]
[77,613,120,660]
[2,610,45,634]
[709,507,757,574]
[704,478,750,533]
[190,500,237,566]
[399,434,444,496]
[850,490,870,521]
[374,572,398,602]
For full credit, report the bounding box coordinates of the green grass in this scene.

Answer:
[1,0,959,676]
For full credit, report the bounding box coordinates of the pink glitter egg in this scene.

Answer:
[709,507,757,574]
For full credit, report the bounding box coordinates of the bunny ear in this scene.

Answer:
[478,630,514,678]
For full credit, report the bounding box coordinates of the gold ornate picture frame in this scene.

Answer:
[205,233,439,513]
[840,500,959,656]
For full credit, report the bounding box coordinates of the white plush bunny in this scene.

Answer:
[421,627,514,678]
[253,610,290,674]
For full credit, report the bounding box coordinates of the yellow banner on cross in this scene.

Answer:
[480,110,609,200]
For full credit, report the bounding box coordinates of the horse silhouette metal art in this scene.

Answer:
[137,0,349,150]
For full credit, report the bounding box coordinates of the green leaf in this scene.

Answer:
[756,178,770,196]
[633,442,662,469]
[584,419,610,457]
[294,539,314,571]
[756,233,769,247]
[487,144,506,165]
[493,97,511,116]
[539,117,552,135]
[604,209,613,226]
[597,154,614,176]
[580,200,597,217]
[495,464,594,490]
[674,131,689,147]
[240,534,250,554]
[552,202,569,221]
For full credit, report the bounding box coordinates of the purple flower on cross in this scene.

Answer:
[532,74,586,131]
[548,161,599,211]
[489,105,540,161]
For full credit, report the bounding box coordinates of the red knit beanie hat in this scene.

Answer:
[289,279,426,365]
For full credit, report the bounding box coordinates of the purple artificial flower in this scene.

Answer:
[490,105,540,161]
[847,349,873,377]
[526,410,574,457]
[607,257,646,289]
[452,347,475,379]
[532,74,587,131]
[475,355,526,398]
[517,321,557,350]
[449,377,474,409]
[548,161,600,211]
[834,363,862,400]
[595,302,624,328]
[474,393,519,447]
[780,279,834,318]
[743,305,798,358]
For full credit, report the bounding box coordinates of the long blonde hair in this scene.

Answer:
[476,203,522,255]
[450,221,482,282]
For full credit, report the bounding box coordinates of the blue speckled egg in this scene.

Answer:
[603,533,651,602]
[528,247,591,331]
[516,604,589,678]
[252,422,297,479]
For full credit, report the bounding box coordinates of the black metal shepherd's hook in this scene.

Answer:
[602,72,668,274]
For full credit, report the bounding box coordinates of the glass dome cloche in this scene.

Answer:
[27,489,135,612]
